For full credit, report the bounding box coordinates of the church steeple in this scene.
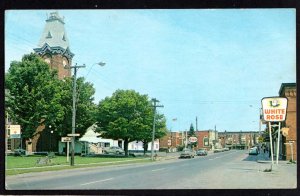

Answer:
[34,12,74,79]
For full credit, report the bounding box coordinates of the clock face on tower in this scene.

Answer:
[62,58,68,68]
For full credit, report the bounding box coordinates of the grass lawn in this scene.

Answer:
[5,155,151,176]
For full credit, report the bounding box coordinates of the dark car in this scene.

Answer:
[179,148,195,158]
[196,149,207,156]
[14,149,26,156]
[249,147,258,155]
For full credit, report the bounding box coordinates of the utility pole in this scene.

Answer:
[65,63,86,166]
[185,129,187,148]
[151,98,163,161]
[215,125,217,141]
[196,116,198,132]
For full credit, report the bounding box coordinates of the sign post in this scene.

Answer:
[268,122,274,165]
[61,137,72,162]
[188,137,198,143]
[262,97,288,165]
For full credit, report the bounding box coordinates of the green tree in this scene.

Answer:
[138,113,167,155]
[188,123,195,137]
[57,77,97,138]
[5,53,97,147]
[5,53,64,139]
[95,89,166,156]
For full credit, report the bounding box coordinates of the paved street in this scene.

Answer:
[6,150,296,190]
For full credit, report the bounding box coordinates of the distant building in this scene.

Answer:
[160,130,221,151]
[195,131,210,150]
[159,131,183,152]
[218,131,259,149]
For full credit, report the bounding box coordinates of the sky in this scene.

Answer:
[5,9,296,132]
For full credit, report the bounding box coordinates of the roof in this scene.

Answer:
[278,83,296,96]
[79,124,100,143]
[34,12,73,56]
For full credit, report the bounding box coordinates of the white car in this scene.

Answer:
[179,148,195,158]
[103,146,125,155]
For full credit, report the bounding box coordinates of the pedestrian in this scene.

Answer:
[263,146,266,153]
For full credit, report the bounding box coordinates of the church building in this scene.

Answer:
[27,12,74,152]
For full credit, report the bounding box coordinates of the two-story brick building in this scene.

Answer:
[279,83,296,160]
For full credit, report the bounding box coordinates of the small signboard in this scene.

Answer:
[61,137,72,142]
[10,134,21,139]
[261,97,288,122]
[8,125,21,134]
[67,133,80,137]
[7,125,21,138]
[188,137,198,143]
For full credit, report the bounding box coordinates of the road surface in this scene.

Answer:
[6,150,296,189]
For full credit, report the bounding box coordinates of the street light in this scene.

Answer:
[76,61,106,108]
[85,62,106,78]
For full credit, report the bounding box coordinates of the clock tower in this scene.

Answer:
[28,12,74,153]
[34,12,74,79]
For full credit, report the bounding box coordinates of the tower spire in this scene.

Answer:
[34,11,74,79]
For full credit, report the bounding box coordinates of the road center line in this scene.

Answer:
[80,178,114,186]
[152,168,165,172]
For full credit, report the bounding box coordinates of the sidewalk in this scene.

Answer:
[253,151,297,188]
[208,150,297,189]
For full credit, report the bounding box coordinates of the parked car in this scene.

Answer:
[224,147,230,151]
[196,149,207,156]
[179,148,195,158]
[213,149,223,153]
[14,149,26,156]
[103,146,125,155]
[249,147,258,155]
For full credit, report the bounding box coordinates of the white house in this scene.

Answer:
[58,124,160,154]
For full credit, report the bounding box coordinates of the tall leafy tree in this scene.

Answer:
[138,113,167,155]
[58,77,97,137]
[5,53,64,140]
[5,53,97,149]
[96,89,166,156]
